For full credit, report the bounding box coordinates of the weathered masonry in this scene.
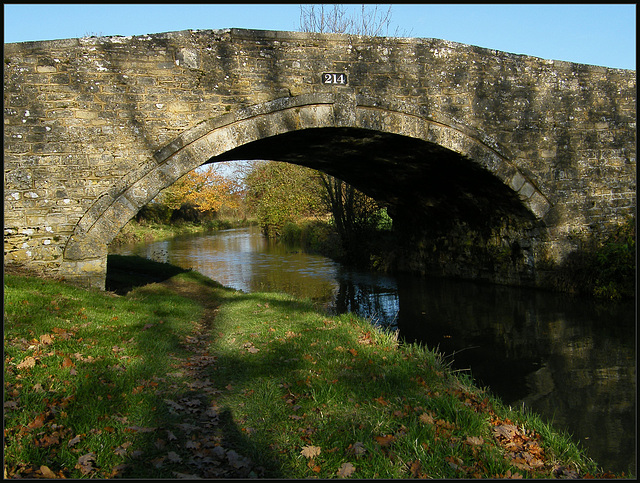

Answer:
[4,29,636,290]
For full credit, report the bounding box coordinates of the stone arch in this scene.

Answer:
[62,92,551,287]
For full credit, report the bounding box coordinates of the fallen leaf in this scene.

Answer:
[113,442,132,456]
[73,352,94,362]
[466,435,484,446]
[167,451,182,463]
[68,435,82,447]
[446,455,463,470]
[374,396,388,406]
[40,334,54,345]
[348,348,358,356]
[62,356,74,368]
[164,399,185,411]
[419,412,435,424]
[28,413,46,430]
[247,346,259,354]
[493,423,519,440]
[110,464,128,478]
[301,445,321,458]
[36,433,60,448]
[358,331,373,345]
[337,462,356,478]
[40,466,56,478]
[3,400,19,410]
[76,453,96,475]
[205,407,219,418]
[374,434,395,447]
[504,469,523,479]
[17,356,36,370]
[409,460,422,477]
[226,450,250,469]
[348,442,367,456]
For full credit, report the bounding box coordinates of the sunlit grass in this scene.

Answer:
[4,272,203,478]
[4,262,614,479]
[207,289,604,479]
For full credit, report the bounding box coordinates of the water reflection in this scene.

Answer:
[109,226,635,474]
[395,275,636,474]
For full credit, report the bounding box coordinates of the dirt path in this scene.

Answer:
[151,278,265,478]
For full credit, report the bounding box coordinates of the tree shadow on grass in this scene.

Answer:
[121,269,284,478]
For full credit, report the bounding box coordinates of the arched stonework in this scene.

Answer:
[62,93,552,287]
[5,29,634,290]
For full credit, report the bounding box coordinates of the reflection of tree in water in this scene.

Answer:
[249,266,337,306]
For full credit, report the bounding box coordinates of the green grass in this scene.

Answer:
[4,259,624,479]
[109,217,256,249]
[4,270,216,478]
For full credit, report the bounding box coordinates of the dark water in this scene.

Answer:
[109,226,636,475]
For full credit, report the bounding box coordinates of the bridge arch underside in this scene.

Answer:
[63,99,551,289]
[211,127,546,285]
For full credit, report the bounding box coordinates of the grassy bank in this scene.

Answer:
[109,217,256,248]
[4,257,624,478]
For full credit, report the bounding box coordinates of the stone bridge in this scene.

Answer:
[4,29,636,290]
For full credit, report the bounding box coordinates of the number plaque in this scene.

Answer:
[322,73,348,85]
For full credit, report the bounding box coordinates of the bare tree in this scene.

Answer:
[298,4,402,260]
[299,4,395,36]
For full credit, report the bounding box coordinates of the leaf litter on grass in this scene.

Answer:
[3,275,256,479]
[124,278,264,478]
[5,273,615,479]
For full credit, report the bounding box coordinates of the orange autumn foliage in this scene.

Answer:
[161,165,238,213]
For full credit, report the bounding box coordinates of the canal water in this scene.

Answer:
[109,225,636,475]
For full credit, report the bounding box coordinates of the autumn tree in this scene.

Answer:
[320,176,391,252]
[157,164,238,220]
[244,161,326,237]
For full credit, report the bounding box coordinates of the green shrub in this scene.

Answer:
[281,221,303,245]
[135,202,172,224]
[592,217,635,299]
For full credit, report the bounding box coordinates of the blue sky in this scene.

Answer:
[3,4,636,70]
